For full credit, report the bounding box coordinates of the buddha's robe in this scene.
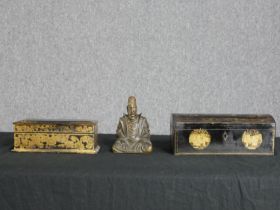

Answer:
[112,114,152,153]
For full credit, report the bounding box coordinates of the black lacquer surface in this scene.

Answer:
[171,114,275,155]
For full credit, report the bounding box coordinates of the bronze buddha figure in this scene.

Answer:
[112,96,152,153]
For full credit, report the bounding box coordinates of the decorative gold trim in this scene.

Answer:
[13,120,99,154]
[13,122,96,133]
[189,129,211,150]
[12,145,100,154]
[242,129,263,150]
[14,132,95,134]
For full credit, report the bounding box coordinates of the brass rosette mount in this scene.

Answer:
[242,129,263,150]
[189,129,211,150]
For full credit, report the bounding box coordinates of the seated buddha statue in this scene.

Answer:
[112,96,152,153]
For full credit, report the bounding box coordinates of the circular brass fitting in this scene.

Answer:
[242,129,262,150]
[189,129,211,150]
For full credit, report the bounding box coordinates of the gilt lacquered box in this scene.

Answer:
[171,114,275,155]
[13,120,100,154]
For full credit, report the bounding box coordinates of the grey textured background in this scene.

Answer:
[0,0,280,135]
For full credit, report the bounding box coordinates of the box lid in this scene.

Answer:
[172,114,275,126]
[14,120,97,125]
[14,120,97,134]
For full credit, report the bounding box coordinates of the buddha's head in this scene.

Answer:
[127,96,137,119]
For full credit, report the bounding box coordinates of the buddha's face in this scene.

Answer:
[127,105,137,118]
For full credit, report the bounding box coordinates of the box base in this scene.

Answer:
[174,151,274,156]
[12,145,100,154]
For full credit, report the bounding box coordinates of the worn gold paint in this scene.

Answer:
[14,122,94,133]
[242,129,263,150]
[189,129,211,150]
[13,121,99,154]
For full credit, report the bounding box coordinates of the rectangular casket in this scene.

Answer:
[13,120,100,154]
[171,114,275,155]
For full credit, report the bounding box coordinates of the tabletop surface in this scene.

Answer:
[0,133,280,210]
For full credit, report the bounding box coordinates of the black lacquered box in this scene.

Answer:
[171,114,276,155]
